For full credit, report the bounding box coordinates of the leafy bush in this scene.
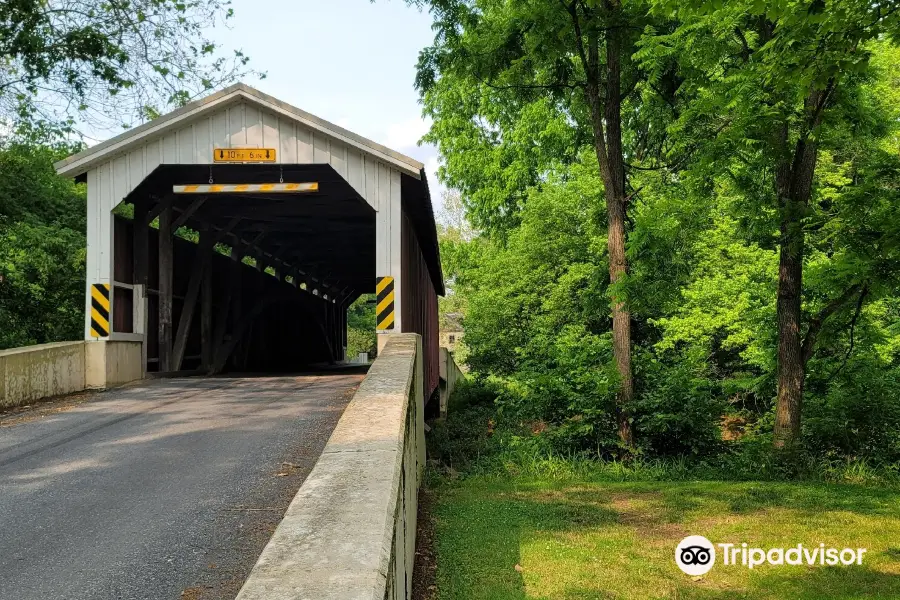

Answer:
[345,294,376,358]
[428,380,501,471]
[802,361,900,463]
[0,143,87,349]
[429,385,900,486]
[447,377,501,412]
[632,348,728,457]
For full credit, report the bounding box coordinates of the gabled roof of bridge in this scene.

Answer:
[54,83,425,178]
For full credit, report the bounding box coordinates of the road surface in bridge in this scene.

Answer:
[0,371,365,600]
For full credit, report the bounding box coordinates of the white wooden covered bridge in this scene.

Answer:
[54,83,443,397]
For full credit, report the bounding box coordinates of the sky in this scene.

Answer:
[210,0,446,207]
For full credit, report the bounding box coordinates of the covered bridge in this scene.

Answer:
[54,83,443,398]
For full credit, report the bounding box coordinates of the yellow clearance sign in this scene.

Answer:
[213,148,277,162]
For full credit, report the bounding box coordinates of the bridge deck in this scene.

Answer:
[0,372,364,600]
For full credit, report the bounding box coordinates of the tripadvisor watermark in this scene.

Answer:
[675,535,867,576]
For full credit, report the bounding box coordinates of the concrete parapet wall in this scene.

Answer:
[0,342,86,409]
[0,340,143,409]
[105,341,143,386]
[236,333,425,600]
[86,340,143,389]
[439,347,465,419]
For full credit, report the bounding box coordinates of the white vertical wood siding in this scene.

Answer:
[87,99,397,212]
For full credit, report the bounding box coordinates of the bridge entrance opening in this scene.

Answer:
[121,163,374,374]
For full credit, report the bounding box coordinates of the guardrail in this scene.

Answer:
[0,340,143,409]
[236,333,425,600]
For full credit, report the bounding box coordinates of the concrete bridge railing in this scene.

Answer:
[236,333,426,600]
[0,340,143,409]
[439,346,465,419]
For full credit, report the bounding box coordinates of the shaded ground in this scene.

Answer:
[0,388,100,427]
[413,482,438,600]
[0,371,365,600]
[426,476,900,600]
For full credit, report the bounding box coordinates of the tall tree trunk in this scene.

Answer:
[773,88,828,449]
[608,192,633,446]
[569,0,633,446]
[576,2,633,446]
[773,188,806,448]
[603,17,633,447]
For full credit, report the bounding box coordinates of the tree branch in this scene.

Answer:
[734,27,751,61]
[801,282,867,366]
[824,284,869,383]
[564,0,612,184]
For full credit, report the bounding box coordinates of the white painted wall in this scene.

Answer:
[375,165,404,332]
[85,99,397,211]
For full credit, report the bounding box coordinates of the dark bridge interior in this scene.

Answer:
[112,164,375,374]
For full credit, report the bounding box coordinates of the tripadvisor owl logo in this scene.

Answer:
[675,535,716,576]
[675,535,868,575]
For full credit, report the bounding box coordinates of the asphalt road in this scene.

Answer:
[0,371,365,600]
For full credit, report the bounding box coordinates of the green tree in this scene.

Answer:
[409,0,675,447]
[346,294,376,358]
[639,0,900,448]
[0,221,86,347]
[461,162,620,448]
[436,190,474,329]
[0,142,85,229]
[455,159,730,456]
[408,1,900,460]
[0,142,86,348]
[1,0,259,136]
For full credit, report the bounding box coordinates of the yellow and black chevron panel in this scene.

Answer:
[90,283,111,338]
[376,276,395,331]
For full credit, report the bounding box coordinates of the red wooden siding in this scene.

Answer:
[401,212,440,400]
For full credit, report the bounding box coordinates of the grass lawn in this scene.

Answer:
[428,477,900,599]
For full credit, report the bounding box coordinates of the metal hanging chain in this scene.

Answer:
[279,165,284,184]
[208,165,214,185]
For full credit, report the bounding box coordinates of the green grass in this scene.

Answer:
[430,476,900,599]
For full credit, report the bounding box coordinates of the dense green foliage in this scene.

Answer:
[440,147,900,462]
[0,144,86,348]
[419,1,900,466]
[346,294,377,359]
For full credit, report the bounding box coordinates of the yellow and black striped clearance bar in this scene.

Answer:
[173,183,319,194]
[90,283,110,338]
[376,276,395,331]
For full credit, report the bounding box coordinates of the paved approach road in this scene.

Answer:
[0,371,364,600]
